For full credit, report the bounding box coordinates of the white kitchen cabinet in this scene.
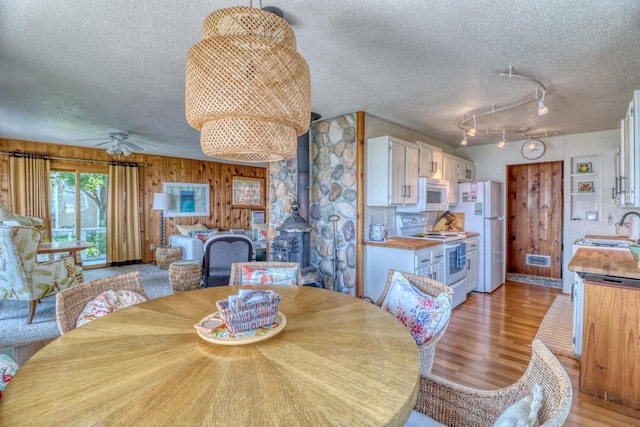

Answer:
[366,136,419,206]
[466,236,479,293]
[459,161,475,182]
[443,154,459,205]
[417,141,443,180]
[616,89,640,207]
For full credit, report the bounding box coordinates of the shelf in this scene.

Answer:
[570,155,602,222]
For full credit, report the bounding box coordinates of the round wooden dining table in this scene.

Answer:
[0,285,419,426]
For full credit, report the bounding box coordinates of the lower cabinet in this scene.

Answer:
[466,242,479,293]
[580,281,640,409]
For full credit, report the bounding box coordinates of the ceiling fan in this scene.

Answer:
[78,128,157,156]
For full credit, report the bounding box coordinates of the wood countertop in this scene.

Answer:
[568,247,640,280]
[364,237,442,250]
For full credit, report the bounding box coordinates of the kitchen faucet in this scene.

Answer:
[618,211,640,242]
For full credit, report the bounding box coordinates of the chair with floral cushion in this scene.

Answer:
[229,262,302,286]
[0,225,84,324]
[56,271,148,335]
[374,269,454,376]
[408,339,572,427]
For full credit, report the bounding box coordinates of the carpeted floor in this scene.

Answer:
[0,264,174,349]
[534,294,578,359]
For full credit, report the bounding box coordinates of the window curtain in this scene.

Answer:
[9,154,52,241]
[107,163,142,265]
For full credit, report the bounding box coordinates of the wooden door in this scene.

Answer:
[506,161,563,278]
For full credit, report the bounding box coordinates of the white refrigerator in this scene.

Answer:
[457,181,504,293]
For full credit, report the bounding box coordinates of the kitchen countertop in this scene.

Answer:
[568,247,640,280]
[365,233,480,251]
[364,237,441,250]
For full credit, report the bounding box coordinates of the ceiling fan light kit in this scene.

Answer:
[458,66,553,150]
[185,6,311,162]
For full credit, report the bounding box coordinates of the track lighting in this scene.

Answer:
[467,115,477,137]
[457,67,552,146]
[497,130,506,148]
[538,90,548,116]
[460,130,468,146]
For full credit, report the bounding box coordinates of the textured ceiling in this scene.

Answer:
[1,0,640,162]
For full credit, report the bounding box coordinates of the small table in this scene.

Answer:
[168,260,202,292]
[37,240,93,266]
[155,246,182,269]
[1,286,420,426]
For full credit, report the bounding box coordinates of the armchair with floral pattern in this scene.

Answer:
[0,225,84,324]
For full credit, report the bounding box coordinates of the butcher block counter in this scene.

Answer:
[568,247,640,280]
[568,244,640,410]
[364,237,441,250]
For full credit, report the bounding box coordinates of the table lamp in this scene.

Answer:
[152,192,171,247]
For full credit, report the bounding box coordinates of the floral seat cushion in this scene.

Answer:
[76,289,148,328]
[0,354,19,399]
[381,271,451,345]
[241,266,299,286]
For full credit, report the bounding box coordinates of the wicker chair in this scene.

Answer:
[228,262,303,286]
[55,271,148,335]
[374,269,454,376]
[411,339,572,427]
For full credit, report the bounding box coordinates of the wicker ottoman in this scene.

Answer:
[169,260,202,293]
[156,246,182,270]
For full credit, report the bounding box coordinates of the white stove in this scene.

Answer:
[396,214,466,243]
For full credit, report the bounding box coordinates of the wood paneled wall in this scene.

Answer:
[0,138,267,263]
[506,161,563,278]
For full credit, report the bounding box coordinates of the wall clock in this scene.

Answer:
[521,139,546,160]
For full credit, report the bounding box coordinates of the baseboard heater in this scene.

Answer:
[525,254,551,267]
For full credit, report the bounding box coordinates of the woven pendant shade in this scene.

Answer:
[186,6,311,162]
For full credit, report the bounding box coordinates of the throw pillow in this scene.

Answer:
[189,228,219,242]
[176,223,208,236]
[381,271,451,346]
[0,204,16,222]
[493,383,543,427]
[241,266,299,286]
[2,214,45,230]
[76,289,148,328]
[0,354,19,399]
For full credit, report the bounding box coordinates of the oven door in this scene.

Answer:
[444,242,466,285]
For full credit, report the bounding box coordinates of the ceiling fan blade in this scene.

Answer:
[129,139,158,149]
[91,140,113,147]
[126,142,145,151]
[77,137,113,142]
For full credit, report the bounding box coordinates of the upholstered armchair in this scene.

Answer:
[0,225,84,324]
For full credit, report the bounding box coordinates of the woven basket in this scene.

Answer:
[216,290,280,333]
[156,247,182,269]
[169,260,202,293]
[185,6,310,162]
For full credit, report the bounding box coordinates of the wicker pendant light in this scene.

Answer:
[186,6,311,162]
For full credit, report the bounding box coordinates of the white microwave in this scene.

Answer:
[397,178,449,213]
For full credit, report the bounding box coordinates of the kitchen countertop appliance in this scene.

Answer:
[395,213,468,307]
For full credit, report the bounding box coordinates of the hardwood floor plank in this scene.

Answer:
[431,281,640,426]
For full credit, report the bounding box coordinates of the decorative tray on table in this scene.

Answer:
[195,311,286,345]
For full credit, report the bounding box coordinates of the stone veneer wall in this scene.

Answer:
[267,113,358,295]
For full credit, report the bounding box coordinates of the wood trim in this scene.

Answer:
[356,111,365,298]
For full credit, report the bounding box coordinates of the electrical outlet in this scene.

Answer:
[150,243,155,250]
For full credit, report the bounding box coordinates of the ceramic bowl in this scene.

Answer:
[629,244,640,259]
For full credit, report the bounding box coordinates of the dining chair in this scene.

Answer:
[374,269,454,376]
[229,261,302,286]
[408,339,572,427]
[202,234,253,287]
[56,271,148,334]
[0,224,84,324]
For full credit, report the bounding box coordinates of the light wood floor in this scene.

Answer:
[431,281,640,426]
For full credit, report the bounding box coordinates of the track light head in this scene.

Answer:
[467,114,477,136]
[460,130,468,146]
[497,130,506,148]
[538,90,548,116]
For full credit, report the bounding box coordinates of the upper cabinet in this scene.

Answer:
[442,154,475,206]
[417,141,443,180]
[365,136,419,206]
[615,89,640,207]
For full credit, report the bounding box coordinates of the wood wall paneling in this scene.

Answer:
[0,139,266,264]
[507,161,563,278]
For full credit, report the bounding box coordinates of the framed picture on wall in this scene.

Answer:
[162,182,210,217]
[576,162,592,174]
[578,181,594,193]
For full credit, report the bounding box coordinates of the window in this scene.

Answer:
[232,177,265,208]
